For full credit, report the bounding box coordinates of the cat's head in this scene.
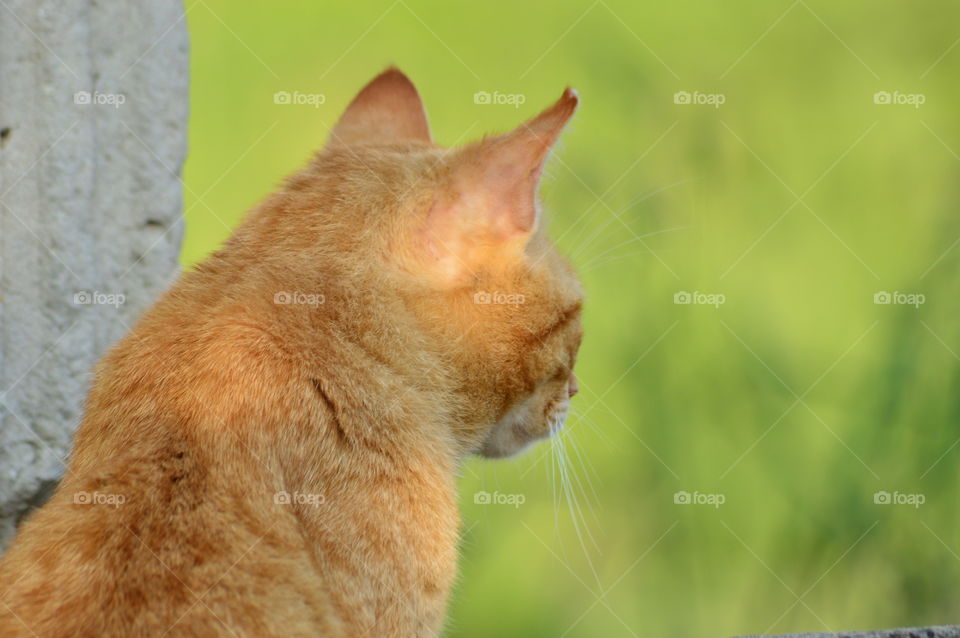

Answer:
[297,69,582,458]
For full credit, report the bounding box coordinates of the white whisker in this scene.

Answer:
[568,405,615,447]
[559,427,603,540]
[579,226,693,269]
[565,426,604,505]
[554,425,603,590]
[571,177,697,259]
[581,251,676,275]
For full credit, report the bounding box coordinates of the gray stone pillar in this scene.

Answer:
[0,0,187,548]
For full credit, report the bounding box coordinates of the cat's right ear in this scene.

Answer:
[410,88,579,284]
[327,67,432,148]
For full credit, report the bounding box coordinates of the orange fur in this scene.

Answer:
[0,68,583,637]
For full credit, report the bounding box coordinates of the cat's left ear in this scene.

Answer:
[415,88,578,282]
[328,67,432,148]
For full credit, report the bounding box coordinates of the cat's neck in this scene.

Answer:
[74,254,474,485]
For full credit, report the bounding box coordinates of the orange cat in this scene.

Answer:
[0,68,583,637]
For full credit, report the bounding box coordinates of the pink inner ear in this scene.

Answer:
[413,87,579,282]
[464,89,578,235]
[477,157,540,235]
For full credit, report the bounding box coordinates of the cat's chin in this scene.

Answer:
[477,397,569,458]
[477,431,539,459]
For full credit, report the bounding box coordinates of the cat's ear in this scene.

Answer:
[416,88,578,282]
[328,67,432,148]
[465,87,579,235]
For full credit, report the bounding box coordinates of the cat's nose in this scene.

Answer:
[567,373,579,398]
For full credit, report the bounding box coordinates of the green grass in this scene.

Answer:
[184,1,960,635]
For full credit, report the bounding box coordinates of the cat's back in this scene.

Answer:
[0,290,347,637]
[0,443,346,638]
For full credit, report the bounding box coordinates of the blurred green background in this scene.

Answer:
[184,1,960,635]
